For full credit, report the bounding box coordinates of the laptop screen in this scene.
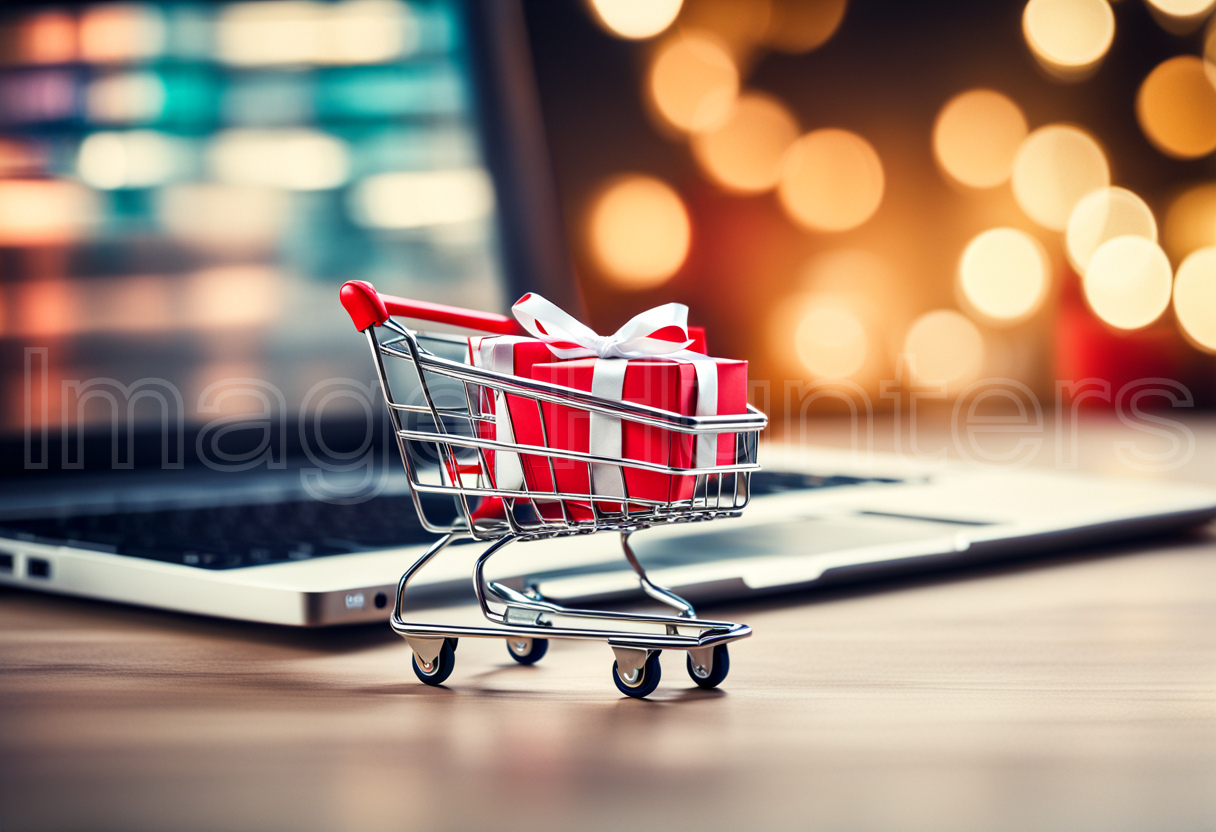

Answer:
[0,1,510,458]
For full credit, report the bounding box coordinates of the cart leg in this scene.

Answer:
[472,533,523,622]
[620,532,696,619]
[394,532,459,624]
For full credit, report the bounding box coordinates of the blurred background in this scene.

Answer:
[525,0,1216,417]
[0,0,507,446]
[3,0,1216,449]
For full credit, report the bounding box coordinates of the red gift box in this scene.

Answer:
[467,329,710,492]
[467,336,557,490]
[511,356,748,515]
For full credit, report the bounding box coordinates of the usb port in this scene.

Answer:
[0,552,12,574]
[27,558,51,579]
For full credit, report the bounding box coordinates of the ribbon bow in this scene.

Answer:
[505,293,719,499]
[511,293,694,360]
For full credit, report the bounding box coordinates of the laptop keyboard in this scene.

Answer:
[0,471,899,570]
[0,495,453,570]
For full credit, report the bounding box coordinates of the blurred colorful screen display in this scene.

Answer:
[0,0,506,433]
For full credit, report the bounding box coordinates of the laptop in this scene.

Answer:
[1,0,1214,626]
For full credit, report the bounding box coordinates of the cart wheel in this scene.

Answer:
[613,651,662,699]
[686,644,730,689]
[506,637,548,665]
[412,638,457,686]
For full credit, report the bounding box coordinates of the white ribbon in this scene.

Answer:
[510,294,720,498]
[512,292,696,360]
[471,335,528,491]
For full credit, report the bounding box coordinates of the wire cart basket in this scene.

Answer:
[340,281,767,698]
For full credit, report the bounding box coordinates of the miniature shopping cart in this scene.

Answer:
[340,281,767,698]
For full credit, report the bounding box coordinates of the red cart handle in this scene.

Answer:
[340,280,523,334]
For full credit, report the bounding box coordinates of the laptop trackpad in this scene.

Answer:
[632,512,975,565]
[534,514,975,601]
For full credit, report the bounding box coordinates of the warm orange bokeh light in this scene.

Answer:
[800,248,910,333]
[1083,236,1173,330]
[21,12,77,64]
[795,302,869,379]
[588,0,683,40]
[1173,247,1216,352]
[0,180,98,246]
[79,4,165,63]
[1163,182,1216,263]
[186,265,283,329]
[1136,56,1216,160]
[1205,20,1216,87]
[958,228,1049,325]
[1147,0,1216,21]
[903,310,984,389]
[15,279,78,338]
[1022,0,1114,79]
[933,89,1028,188]
[1011,124,1109,231]
[647,33,738,133]
[762,0,847,53]
[778,129,884,232]
[691,92,799,193]
[1065,187,1157,274]
[587,174,691,288]
[677,0,773,58]
[0,140,45,177]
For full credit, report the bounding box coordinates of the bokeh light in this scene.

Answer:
[588,0,683,40]
[1082,236,1173,330]
[348,169,494,229]
[186,265,282,329]
[647,33,738,133]
[795,302,869,379]
[933,89,1028,189]
[79,4,166,64]
[958,228,1049,325]
[800,248,905,306]
[1136,56,1216,160]
[1163,182,1216,263]
[1148,0,1216,12]
[19,12,77,64]
[1147,0,1216,21]
[691,92,798,193]
[762,0,847,53]
[676,0,772,58]
[1205,20,1216,87]
[1022,0,1114,78]
[587,174,691,288]
[797,249,912,370]
[0,181,98,246]
[1011,124,1109,231]
[903,310,985,387]
[77,131,189,190]
[158,183,290,254]
[1173,247,1216,352]
[209,129,350,191]
[216,0,419,66]
[1065,187,1157,275]
[778,129,884,232]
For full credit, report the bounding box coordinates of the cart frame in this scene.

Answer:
[343,281,768,696]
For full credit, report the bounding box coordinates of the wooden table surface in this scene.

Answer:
[3,415,1216,832]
